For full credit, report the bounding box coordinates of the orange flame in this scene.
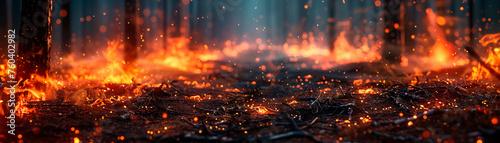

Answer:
[426,8,455,64]
[333,31,381,64]
[470,33,500,80]
[254,106,268,114]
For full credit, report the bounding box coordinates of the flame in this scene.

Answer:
[480,33,500,46]
[0,61,7,77]
[353,79,364,86]
[254,106,268,114]
[358,88,376,94]
[189,95,202,100]
[426,8,455,65]
[59,41,136,84]
[470,33,500,80]
[223,41,250,57]
[144,37,218,74]
[333,31,381,64]
[101,41,136,83]
[16,75,63,101]
[281,30,381,70]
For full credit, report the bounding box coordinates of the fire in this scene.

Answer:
[59,41,136,84]
[353,79,363,86]
[426,8,455,65]
[470,33,500,80]
[358,88,376,94]
[430,40,453,62]
[281,30,382,70]
[361,118,371,123]
[57,38,219,86]
[144,37,219,74]
[0,61,7,77]
[101,40,136,83]
[407,121,413,126]
[189,95,202,100]
[254,106,268,114]
[11,73,70,104]
[333,31,381,64]
[283,38,329,58]
[223,41,250,57]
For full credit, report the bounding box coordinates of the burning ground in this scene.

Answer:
[1,57,500,142]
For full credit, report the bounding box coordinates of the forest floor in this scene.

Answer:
[4,61,500,142]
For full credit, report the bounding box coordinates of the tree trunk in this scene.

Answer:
[17,0,52,82]
[61,0,71,56]
[124,0,138,72]
[328,0,335,53]
[10,0,51,139]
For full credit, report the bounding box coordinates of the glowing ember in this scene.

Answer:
[407,121,413,126]
[254,106,268,114]
[353,79,363,86]
[193,117,199,122]
[358,88,376,94]
[189,95,202,100]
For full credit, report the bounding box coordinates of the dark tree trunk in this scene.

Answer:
[10,0,51,139]
[328,0,335,53]
[171,0,182,38]
[17,0,52,82]
[61,0,71,56]
[124,0,138,71]
[163,0,171,50]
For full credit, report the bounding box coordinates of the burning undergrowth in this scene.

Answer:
[4,64,500,142]
[2,32,500,142]
[2,33,500,142]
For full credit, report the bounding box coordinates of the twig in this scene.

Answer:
[282,102,295,110]
[301,117,319,130]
